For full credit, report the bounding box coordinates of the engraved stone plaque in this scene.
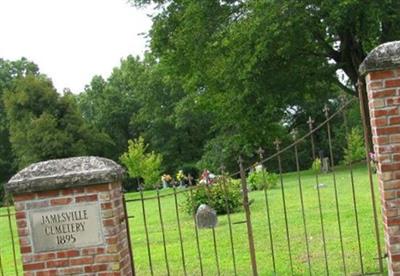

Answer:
[28,202,105,252]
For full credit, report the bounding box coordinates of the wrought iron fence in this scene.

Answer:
[0,199,22,276]
[123,99,386,275]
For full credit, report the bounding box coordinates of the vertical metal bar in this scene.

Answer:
[220,165,238,276]
[204,184,221,276]
[140,187,154,276]
[274,140,294,275]
[342,104,364,274]
[6,197,18,276]
[358,79,384,272]
[238,156,258,276]
[293,140,312,275]
[122,193,136,275]
[172,183,187,276]
[0,205,4,276]
[156,187,170,276]
[323,105,347,275]
[257,148,276,273]
[307,117,329,275]
[0,241,3,276]
[189,187,204,276]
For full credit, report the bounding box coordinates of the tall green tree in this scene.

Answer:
[78,56,145,160]
[128,0,400,169]
[0,58,40,181]
[4,74,113,169]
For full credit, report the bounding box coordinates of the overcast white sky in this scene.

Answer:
[0,0,153,93]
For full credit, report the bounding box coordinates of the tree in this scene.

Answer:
[343,127,365,165]
[77,56,145,160]
[120,136,163,189]
[3,74,113,169]
[128,0,400,168]
[0,58,40,181]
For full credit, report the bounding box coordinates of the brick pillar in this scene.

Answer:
[5,157,133,276]
[360,41,400,275]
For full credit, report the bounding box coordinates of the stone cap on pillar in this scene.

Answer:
[5,156,125,195]
[359,41,400,76]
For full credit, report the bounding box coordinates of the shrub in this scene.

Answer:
[311,158,321,173]
[247,169,278,191]
[185,177,242,215]
[120,137,163,190]
[344,127,365,164]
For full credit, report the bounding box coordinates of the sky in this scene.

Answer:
[0,0,153,93]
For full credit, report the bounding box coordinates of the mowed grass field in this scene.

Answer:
[0,163,386,275]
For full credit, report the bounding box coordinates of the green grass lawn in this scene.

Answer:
[126,164,386,275]
[0,163,386,275]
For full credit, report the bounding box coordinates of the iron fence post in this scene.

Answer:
[238,156,258,276]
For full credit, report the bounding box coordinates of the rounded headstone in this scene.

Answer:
[196,204,218,229]
[5,156,125,194]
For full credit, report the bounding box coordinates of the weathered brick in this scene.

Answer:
[373,107,398,118]
[103,218,116,227]
[390,116,400,125]
[75,194,98,203]
[84,264,108,272]
[98,272,121,276]
[70,256,93,266]
[46,259,69,268]
[15,211,26,220]
[95,255,120,263]
[385,180,400,190]
[376,126,400,136]
[386,79,400,88]
[34,253,55,262]
[387,97,400,106]
[50,197,73,206]
[57,267,84,275]
[18,228,29,237]
[368,80,384,90]
[23,262,45,271]
[369,70,396,80]
[106,236,118,245]
[14,193,36,201]
[381,163,400,172]
[86,183,110,193]
[36,270,57,276]
[16,219,27,228]
[82,247,97,255]
[37,190,59,199]
[61,188,74,196]
[372,117,387,127]
[102,202,113,210]
[19,236,31,247]
[57,250,79,258]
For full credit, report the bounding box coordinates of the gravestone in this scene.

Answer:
[5,156,133,275]
[195,204,217,229]
[322,157,330,173]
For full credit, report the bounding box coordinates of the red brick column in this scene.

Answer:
[6,157,133,276]
[360,41,400,275]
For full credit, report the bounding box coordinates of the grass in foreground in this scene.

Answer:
[127,164,385,275]
[0,163,386,275]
